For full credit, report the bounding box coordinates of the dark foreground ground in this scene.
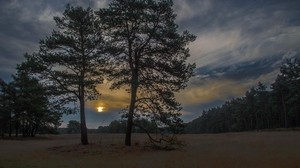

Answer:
[1,132,300,168]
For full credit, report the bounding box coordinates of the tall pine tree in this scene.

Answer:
[22,5,105,144]
[97,0,196,146]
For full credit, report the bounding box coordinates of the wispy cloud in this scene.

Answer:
[173,0,212,22]
[93,0,109,8]
[187,7,300,69]
[178,79,247,105]
[188,29,243,67]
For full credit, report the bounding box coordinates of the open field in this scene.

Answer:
[1,132,300,168]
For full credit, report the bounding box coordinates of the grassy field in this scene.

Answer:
[1,131,300,168]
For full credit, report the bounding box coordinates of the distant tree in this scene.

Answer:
[97,119,158,134]
[108,120,127,133]
[0,69,62,137]
[272,58,300,128]
[97,125,109,133]
[67,120,81,134]
[15,66,64,137]
[133,118,158,133]
[255,82,271,129]
[0,79,17,137]
[0,79,9,138]
[97,0,196,146]
[21,5,105,144]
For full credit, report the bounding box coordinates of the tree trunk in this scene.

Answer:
[80,96,88,145]
[79,29,88,145]
[9,114,12,137]
[15,121,19,137]
[296,108,300,127]
[125,72,138,146]
[255,112,259,130]
[0,119,4,138]
[281,93,288,128]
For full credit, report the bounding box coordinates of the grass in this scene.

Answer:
[1,132,300,168]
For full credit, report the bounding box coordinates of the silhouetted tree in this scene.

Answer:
[21,5,105,144]
[108,120,127,133]
[0,79,20,137]
[255,82,271,129]
[97,119,158,133]
[97,0,195,146]
[133,118,158,133]
[67,120,81,134]
[272,58,300,128]
[14,67,63,137]
[0,69,62,137]
[0,79,9,138]
[97,125,109,133]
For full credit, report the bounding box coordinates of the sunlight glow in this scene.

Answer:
[97,106,104,112]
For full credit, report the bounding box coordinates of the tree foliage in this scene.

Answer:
[97,0,196,146]
[21,5,105,144]
[186,58,300,133]
[2,2,194,146]
[67,120,81,134]
[97,119,158,134]
[0,69,62,137]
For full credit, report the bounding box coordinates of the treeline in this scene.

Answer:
[60,119,159,134]
[97,119,159,133]
[0,69,64,138]
[186,58,300,133]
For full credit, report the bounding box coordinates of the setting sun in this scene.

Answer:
[97,106,104,112]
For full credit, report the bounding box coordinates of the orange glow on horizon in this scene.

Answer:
[97,106,104,112]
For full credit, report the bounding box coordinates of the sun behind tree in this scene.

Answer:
[97,106,104,112]
[97,0,196,146]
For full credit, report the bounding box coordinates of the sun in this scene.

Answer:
[97,106,104,112]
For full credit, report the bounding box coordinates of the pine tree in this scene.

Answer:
[22,5,105,144]
[97,0,196,146]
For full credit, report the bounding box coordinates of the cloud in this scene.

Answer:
[185,0,300,70]
[179,60,287,107]
[173,0,212,22]
[93,0,109,8]
[177,79,247,106]
[0,0,109,81]
[0,1,58,81]
[87,82,130,112]
[38,6,62,24]
[194,53,286,81]
[64,0,109,9]
[188,29,243,67]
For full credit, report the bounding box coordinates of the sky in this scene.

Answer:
[0,0,300,128]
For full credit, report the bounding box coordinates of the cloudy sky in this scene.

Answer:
[0,0,300,128]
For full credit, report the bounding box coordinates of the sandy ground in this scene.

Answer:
[1,132,300,168]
